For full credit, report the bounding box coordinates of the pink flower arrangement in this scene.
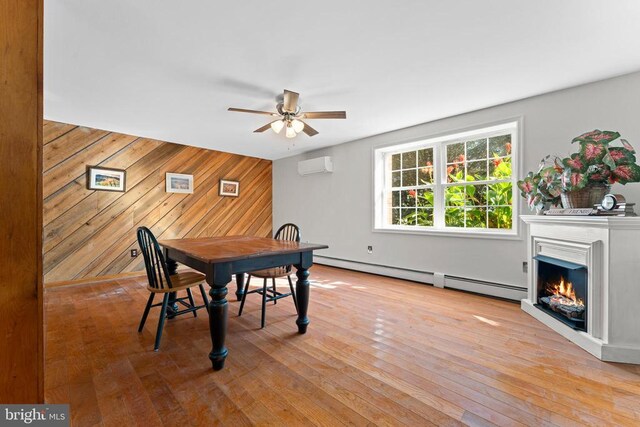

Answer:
[518,130,640,211]
[563,129,640,189]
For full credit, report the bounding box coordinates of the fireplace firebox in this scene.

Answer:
[534,255,588,332]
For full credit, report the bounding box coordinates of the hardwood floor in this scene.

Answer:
[44,265,640,426]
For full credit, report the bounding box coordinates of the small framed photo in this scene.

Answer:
[166,173,194,194]
[219,179,240,197]
[87,166,126,192]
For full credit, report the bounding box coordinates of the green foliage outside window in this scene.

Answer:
[390,136,513,230]
[440,155,512,229]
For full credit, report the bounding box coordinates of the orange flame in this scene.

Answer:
[546,277,584,307]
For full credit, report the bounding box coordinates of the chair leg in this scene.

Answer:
[138,293,155,332]
[261,278,267,328]
[199,284,209,309]
[154,294,170,351]
[288,275,298,314]
[238,275,252,316]
[272,277,277,305]
[186,288,197,317]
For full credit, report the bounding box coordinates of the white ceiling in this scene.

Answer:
[45,1,640,160]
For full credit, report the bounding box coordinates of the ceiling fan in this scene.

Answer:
[228,89,346,138]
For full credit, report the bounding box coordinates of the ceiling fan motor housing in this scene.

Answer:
[276,102,301,116]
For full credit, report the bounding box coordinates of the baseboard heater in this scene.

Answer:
[314,255,526,301]
[442,275,526,300]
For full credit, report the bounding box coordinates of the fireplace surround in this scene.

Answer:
[521,215,640,364]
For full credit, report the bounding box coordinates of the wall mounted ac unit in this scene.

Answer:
[297,156,333,176]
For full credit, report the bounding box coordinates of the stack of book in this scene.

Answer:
[542,203,637,216]
[594,203,636,216]
[544,208,595,216]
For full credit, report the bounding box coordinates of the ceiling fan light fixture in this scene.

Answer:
[270,120,285,134]
[285,124,297,138]
[291,119,305,133]
[228,89,347,139]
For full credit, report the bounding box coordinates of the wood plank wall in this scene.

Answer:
[43,120,273,284]
[0,0,44,402]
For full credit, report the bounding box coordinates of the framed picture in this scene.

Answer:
[166,173,194,194]
[219,179,240,197]
[87,166,126,192]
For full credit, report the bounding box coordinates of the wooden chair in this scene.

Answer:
[136,227,209,351]
[238,223,300,328]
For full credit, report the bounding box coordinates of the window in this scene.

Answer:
[374,121,519,235]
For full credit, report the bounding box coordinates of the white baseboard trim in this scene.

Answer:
[314,255,526,301]
[602,344,640,364]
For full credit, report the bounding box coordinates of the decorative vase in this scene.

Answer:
[560,182,609,209]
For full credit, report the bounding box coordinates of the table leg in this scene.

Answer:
[208,277,230,370]
[235,273,245,301]
[295,266,310,334]
[165,256,179,318]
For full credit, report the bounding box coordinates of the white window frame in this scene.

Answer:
[373,118,521,239]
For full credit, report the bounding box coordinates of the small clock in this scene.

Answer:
[601,194,625,211]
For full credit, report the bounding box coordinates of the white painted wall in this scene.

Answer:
[273,71,640,292]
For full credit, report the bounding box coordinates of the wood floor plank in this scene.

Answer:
[45,265,640,426]
[238,320,452,426]
[340,284,640,415]
[309,271,640,425]
[255,312,545,425]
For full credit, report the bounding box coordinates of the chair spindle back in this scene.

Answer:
[137,227,173,290]
[274,223,300,274]
[274,223,300,242]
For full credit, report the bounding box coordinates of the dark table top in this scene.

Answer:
[159,235,328,264]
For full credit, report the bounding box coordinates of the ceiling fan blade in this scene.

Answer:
[253,121,279,133]
[283,90,299,113]
[302,121,319,137]
[228,107,278,116]
[301,111,347,119]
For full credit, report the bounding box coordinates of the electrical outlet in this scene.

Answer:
[131,249,138,258]
[367,246,373,254]
[522,261,528,273]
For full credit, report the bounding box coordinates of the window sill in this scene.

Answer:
[372,226,522,240]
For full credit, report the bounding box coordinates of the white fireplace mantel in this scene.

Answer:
[521,215,640,364]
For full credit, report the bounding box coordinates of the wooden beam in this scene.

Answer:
[0,0,44,402]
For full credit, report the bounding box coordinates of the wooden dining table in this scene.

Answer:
[158,235,328,370]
